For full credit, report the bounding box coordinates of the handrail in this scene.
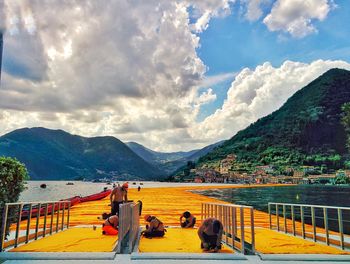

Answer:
[268,202,350,250]
[201,202,255,255]
[270,202,350,210]
[5,200,70,205]
[204,202,254,209]
[0,200,71,251]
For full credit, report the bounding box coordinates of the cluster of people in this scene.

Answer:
[141,211,223,252]
[100,182,224,252]
[101,182,129,235]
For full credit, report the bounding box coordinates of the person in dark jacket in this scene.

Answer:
[198,218,223,252]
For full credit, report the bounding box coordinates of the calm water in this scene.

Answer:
[19,181,235,201]
[196,185,350,233]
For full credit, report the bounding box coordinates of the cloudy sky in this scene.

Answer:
[0,0,350,152]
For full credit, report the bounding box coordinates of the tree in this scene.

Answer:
[341,102,350,150]
[0,157,29,241]
[334,174,350,185]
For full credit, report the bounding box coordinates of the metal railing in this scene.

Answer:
[0,200,71,251]
[202,202,255,255]
[268,202,350,250]
[115,201,141,253]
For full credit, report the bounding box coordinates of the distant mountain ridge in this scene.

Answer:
[127,140,225,174]
[0,127,163,180]
[197,68,350,170]
[126,142,198,165]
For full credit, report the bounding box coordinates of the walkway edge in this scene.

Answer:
[0,252,116,260]
[131,252,247,260]
[259,254,350,262]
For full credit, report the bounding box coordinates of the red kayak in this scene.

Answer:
[21,189,111,219]
[80,189,111,203]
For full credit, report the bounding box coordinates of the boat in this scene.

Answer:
[66,182,74,185]
[40,184,47,189]
[132,182,136,185]
[77,189,112,203]
[140,182,143,185]
[21,189,111,219]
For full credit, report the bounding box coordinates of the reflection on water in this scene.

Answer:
[196,185,350,234]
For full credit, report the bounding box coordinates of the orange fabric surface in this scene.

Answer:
[10,184,350,254]
[139,228,233,253]
[10,227,117,252]
[254,228,350,254]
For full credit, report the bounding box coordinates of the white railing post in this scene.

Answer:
[269,202,350,251]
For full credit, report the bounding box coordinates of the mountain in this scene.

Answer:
[127,141,224,174]
[0,127,163,180]
[197,68,350,170]
[126,142,197,165]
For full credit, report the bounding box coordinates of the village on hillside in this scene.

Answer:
[174,154,350,185]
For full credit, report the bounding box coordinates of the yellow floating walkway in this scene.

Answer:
[9,184,350,254]
[139,228,233,253]
[10,227,117,252]
[138,228,348,255]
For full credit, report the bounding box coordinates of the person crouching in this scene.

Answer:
[198,218,223,252]
[102,215,119,235]
[141,214,165,238]
[180,211,196,228]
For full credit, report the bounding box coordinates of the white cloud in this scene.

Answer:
[189,0,235,32]
[263,0,335,38]
[241,0,270,21]
[200,72,236,88]
[0,1,348,152]
[191,59,350,143]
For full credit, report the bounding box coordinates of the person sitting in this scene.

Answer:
[102,215,119,235]
[110,182,128,216]
[197,218,223,252]
[141,214,165,238]
[180,211,196,228]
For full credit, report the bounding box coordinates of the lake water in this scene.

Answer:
[19,181,236,201]
[195,185,350,233]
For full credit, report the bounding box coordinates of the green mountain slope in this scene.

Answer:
[198,68,350,170]
[0,127,163,180]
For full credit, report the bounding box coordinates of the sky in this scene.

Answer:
[0,0,350,152]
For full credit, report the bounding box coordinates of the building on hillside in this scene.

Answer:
[293,170,304,177]
[302,166,316,174]
[256,165,275,174]
[194,176,204,183]
[219,154,237,174]
[195,169,221,183]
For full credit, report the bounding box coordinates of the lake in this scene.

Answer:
[195,185,350,233]
[19,181,237,201]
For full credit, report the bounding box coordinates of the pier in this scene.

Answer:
[1,184,350,263]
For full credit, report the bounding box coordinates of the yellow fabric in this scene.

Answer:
[254,228,350,254]
[10,227,117,252]
[138,228,233,253]
[10,184,350,254]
